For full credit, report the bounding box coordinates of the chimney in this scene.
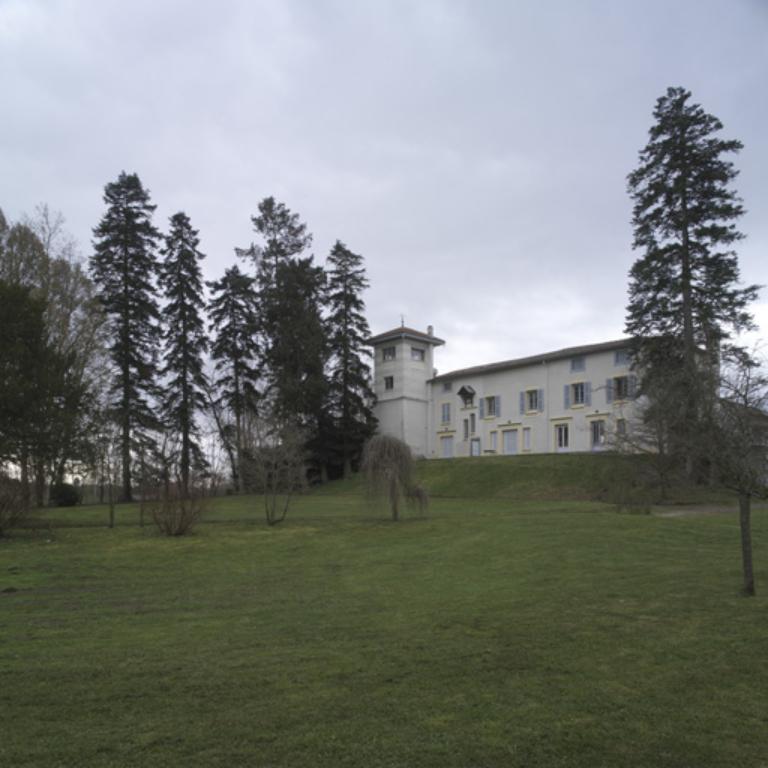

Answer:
[427,325,434,337]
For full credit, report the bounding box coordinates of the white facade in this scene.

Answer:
[369,326,638,458]
[369,326,443,457]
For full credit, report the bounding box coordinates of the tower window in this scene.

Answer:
[382,346,396,361]
[384,376,394,390]
[411,347,425,361]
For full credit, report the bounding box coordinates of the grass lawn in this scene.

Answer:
[1,492,767,767]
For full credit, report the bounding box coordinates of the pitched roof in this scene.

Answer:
[432,339,630,381]
[367,326,445,346]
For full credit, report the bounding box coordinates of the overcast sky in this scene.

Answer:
[2,0,766,374]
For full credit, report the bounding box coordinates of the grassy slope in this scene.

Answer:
[2,492,767,767]
[317,453,733,505]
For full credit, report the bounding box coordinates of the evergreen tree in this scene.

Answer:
[207,265,260,492]
[0,282,77,507]
[625,87,759,472]
[160,212,209,496]
[90,172,161,501]
[269,256,329,477]
[325,240,376,477]
[246,198,328,477]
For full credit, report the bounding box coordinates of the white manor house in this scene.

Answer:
[367,324,638,459]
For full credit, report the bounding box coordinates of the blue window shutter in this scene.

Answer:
[519,392,525,414]
[538,388,544,412]
[606,378,613,404]
[585,381,592,406]
[629,374,637,398]
[496,395,501,418]
[563,384,570,409]
[479,397,485,419]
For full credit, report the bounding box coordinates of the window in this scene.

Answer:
[523,427,531,451]
[607,375,636,403]
[526,389,540,412]
[382,346,396,361]
[384,376,394,390]
[591,420,605,448]
[503,429,518,455]
[556,423,569,451]
[490,431,498,452]
[571,356,585,372]
[565,382,591,408]
[470,413,476,434]
[443,381,452,392]
[614,349,629,366]
[463,419,469,441]
[616,418,627,437]
[441,403,451,424]
[484,395,499,417]
[411,347,425,361]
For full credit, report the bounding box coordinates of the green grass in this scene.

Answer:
[2,489,767,767]
[319,453,734,505]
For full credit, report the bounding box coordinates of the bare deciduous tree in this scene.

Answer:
[713,349,768,596]
[244,416,306,526]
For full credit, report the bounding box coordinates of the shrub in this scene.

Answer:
[49,482,82,507]
[0,476,27,537]
[148,488,205,536]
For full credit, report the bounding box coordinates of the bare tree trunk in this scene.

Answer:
[19,444,30,508]
[739,492,755,596]
[108,474,115,529]
[34,457,46,508]
[139,450,146,528]
[390,475,399,522]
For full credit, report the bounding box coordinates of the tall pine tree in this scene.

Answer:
[626,87,759,473]
[207,265,260,491]
[325,241,376,477]
[246,198,328,477]
[90,172,161,501]
[160,212,209,497]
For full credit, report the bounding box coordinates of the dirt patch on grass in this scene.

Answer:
[652,505,736,518]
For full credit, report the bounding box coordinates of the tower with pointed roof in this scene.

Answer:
[367,324,445,456]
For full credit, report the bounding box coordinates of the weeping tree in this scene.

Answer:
[361,435,428,521]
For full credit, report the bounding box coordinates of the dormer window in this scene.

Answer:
[382,346,396,361]
[457,385,476,408]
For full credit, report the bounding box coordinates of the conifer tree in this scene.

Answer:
[625,87,759,472]
[90,172,161,501]
[325,241,376,477]
[246,198,328,476]
[160,212,209,496]
[207,265,260,491]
